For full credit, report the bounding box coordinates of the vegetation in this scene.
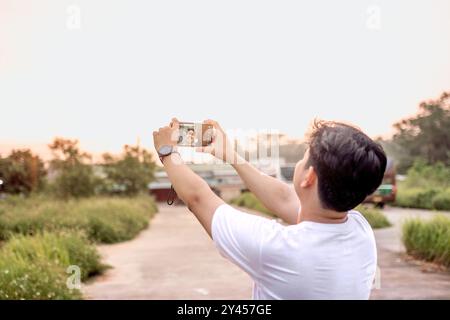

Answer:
[0,137,159,299]
[395,162,450,210]
[0,150,46,195]
[380,91,450,173]
[0,196,157,299]
[0,196,158,243]
[355,205,391,229]
[0,232,105,300]
[48,138,99,199]
[231,192,391,229]
[101,145,156,196]
[230,192,274,216]
[402,215,450,268]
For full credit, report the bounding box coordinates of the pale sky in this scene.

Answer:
[1,0,450,159]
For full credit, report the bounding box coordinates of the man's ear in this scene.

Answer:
[300,166,316,188]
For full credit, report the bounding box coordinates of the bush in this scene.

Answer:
[356,205,391,229]
[230,192,274,216]
[402,162,450,190]
[50,164,99,199]
[395,187,450,210]
[395,188,438,209]
[431,189,450,211]
[402,215,450,268]
[0,232,105,299]
[0,196,158,243]
[231,193,391,229]
[0,257,80,300]
[394,162,450,210]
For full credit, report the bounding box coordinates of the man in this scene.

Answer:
[153,118,386,299]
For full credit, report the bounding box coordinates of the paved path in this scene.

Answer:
[83,204,252,299]
[83,205,450,300]
[370,207,450,299]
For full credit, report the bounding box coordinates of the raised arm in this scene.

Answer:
[153,119,224,237]
[197,120,300,225]
[231,158,300,224]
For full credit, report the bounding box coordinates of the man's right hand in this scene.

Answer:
[196,120,241,164]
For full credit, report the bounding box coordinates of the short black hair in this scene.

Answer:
[305,120,387,212]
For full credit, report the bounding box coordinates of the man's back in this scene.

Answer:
[212,205,377,300]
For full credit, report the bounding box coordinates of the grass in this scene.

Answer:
[356,205,391,229]
[402,215,450,268]
[394,162,450,210]
[395,186,450,210]
[0,195,158,299]
[0,195,158,243]
[230,192,391,229]
[0,231,105,300]
[230,192,274,216]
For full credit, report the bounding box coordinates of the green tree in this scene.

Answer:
[102,144,155,196]
[48,138,97,198]
[0,150,46,194]
[386,92,450,173]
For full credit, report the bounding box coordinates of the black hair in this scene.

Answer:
[305,120,387,212]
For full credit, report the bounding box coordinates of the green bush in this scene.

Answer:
[395,187,450,210]
[231,193,391,229]
[50,164,98,199]
[395,188,438,209]
[402,215,450,268]
[402,162,450,190]
[431,189,450,211]
[0,257,80,300]
[230,192,274,216]
[0,196,158,243]
[356,205,391,229]
[394,162,450,210]
[0,232,105,300]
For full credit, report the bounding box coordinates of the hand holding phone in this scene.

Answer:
[177,122,214,147]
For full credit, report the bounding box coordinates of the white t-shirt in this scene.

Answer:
[211,204,377,300]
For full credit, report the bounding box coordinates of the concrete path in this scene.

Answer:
[83,205,450,300]
[83,204,252,299]
[370,207,450,299]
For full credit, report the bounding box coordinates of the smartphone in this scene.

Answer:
[177,122,214,147]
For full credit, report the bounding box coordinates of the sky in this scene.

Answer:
[1,0,450,159]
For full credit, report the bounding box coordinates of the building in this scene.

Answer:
[148,163,246,203]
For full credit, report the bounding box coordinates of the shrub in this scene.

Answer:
[230,192,274,216]
[0,232,105,300]
[0,257,80,300]
[394,162,450,210]
[402,161,450,190]
[431,189,450,211]
[0,196,158,243]
[402,215,450,268]
[395,187,450,210]
[395,188,438,209]
[355,205,391,229]
[1,232,105,280]
[231,193,391,229]
[50,164,98,199]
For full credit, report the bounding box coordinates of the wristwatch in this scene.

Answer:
[157,145,179,163]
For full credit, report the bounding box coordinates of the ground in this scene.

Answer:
[83,205,450,300]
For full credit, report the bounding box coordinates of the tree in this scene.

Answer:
[101,144,156,196]
[48,138,97,198]
[387,92,450,173]
[0,150,46,194]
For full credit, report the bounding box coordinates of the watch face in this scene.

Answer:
[158,145,173,157]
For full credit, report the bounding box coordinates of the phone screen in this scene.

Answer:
[177,122,214,147]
